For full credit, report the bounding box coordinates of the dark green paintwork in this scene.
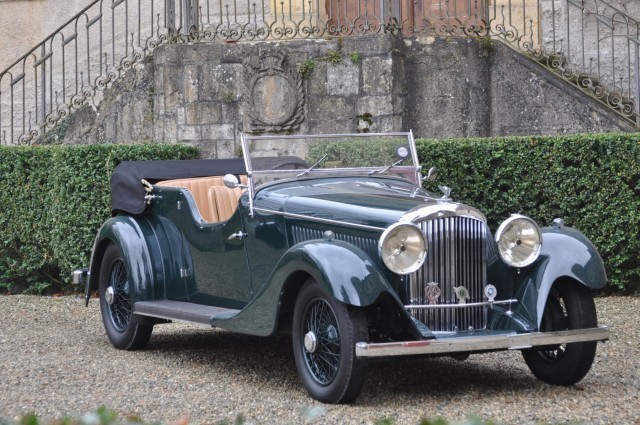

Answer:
[87,174,607,337]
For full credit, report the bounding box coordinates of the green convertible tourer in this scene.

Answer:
[75,132,609,403]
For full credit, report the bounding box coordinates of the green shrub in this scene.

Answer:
[417,132,640,291]
[0,143,199,293]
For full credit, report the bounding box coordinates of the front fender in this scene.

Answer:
[85,215,163,305]
[211,239,399,336]
[288,239,395,306]
[519,226,607,328]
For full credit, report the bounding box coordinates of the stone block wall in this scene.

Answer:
[150,37,406,157]
[58,35,635,154]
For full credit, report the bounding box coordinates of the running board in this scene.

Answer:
[133,300,239,326]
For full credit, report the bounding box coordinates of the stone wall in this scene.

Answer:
[58,35,635,154]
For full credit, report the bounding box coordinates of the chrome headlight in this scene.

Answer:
[379,223,426,274]
[495,214,542,267]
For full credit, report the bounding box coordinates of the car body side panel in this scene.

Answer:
[211,239,403,336]
[151,188,252,308]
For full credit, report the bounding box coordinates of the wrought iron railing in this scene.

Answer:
[1,0,639,145]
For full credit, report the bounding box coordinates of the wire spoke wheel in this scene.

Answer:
[534,287,567,361]
[292,279,368,404]
[99,243,153,350]
[106,258,132,332]
[303,298,341,385]
[522,280,598,385]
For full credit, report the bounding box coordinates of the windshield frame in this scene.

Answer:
[239,132,422,217]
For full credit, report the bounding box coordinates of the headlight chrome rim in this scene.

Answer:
[378,223,426,275]
[495,214,542,268]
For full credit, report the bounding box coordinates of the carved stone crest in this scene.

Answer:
[244,48,305,132]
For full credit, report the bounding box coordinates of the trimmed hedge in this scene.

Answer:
[0,144,199,293]
[417,133,640,291]
[2,133,638,293]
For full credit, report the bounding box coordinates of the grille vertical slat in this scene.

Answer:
[409,216,488,333]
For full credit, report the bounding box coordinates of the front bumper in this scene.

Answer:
[355,326,610,357]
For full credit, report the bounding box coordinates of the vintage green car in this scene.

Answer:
[75,132,609,403]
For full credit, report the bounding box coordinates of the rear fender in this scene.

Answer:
[517,226,607,328]
[85,215,164,305]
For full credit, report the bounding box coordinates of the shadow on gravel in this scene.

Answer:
[138,326,539,402]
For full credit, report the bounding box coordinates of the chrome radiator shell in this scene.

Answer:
[407,216,489,333]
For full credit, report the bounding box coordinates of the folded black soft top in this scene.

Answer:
[110,158,247,215]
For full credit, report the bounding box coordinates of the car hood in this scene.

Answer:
[254,177,478,229]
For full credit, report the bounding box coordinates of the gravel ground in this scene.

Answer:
[0,295,638,425]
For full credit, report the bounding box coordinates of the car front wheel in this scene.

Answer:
[99,243,153,350]
[522,280,598,385]
[292,279,368,403]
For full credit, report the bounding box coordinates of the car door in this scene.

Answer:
[177,200,252,309]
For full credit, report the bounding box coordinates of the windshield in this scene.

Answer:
[241,132,421,189]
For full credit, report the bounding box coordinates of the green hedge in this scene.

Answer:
[0,144,199,293]
[417,133,640,291]
[2,133,638,293]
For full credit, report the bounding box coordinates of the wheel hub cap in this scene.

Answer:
[304,331,318,353]
[105,286,115,305]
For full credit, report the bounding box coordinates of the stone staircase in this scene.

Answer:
[1,0,638,146]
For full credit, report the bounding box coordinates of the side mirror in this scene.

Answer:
[422,166,438,183]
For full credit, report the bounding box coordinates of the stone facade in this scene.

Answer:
[57,35,634,155]
[0,0,89,71]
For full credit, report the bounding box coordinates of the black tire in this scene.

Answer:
[99,243,153,350]
[522,280,598,385]
[292,280,368,404]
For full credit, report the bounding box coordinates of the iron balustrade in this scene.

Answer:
[1,0,639,145]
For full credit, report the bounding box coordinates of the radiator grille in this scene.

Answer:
[408,216,488,333]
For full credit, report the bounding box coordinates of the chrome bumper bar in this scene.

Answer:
[355,326,610,358]
[72,269,89,285]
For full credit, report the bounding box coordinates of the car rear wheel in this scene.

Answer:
[522,280,598,385]
[99,243,153,350]
[292,280,368,403]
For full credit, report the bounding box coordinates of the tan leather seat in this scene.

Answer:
[155,177,224,222]
[208,186,244,222]
[154,176,246,223]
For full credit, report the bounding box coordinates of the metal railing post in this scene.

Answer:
[39,45,46,126]
[182,0,199,31]
[166,0,177,33]
[635,39,640,127]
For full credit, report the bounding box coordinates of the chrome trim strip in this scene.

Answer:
[401,203,487,224]
[253,207,386,231]
[251,166,417,176]
[243,132,414,141]
[72,269,89,285]
[240,133,255,217]
[355,326,610,357]
[406,299,518,310]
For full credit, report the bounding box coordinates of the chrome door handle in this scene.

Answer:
[228,231,248,241]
